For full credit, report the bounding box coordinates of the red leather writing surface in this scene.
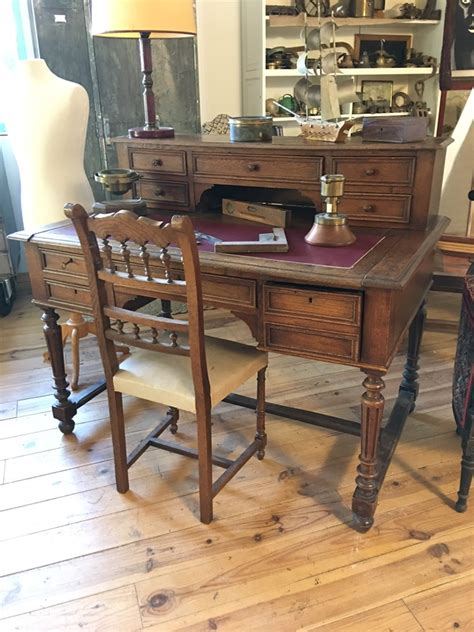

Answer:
[57,214,384,269]
[190,218,384,269]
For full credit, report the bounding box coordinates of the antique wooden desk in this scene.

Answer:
[10,135,450,531]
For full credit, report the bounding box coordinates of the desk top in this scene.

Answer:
[113,134,450,153]
[11,213,449,292]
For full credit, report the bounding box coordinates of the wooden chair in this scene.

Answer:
[453,261,474,512]
[64,204,268,523]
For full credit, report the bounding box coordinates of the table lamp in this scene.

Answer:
[91,0,196,139]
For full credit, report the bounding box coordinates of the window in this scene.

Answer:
[0,0,36,133]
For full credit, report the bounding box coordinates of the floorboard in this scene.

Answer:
[0,290,471,631]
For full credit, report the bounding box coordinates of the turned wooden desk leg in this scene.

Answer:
[159,299,172,319]
[41,307,76,434]
[399,300,427,412]
[352,371,385,531]
[456,411,474,512]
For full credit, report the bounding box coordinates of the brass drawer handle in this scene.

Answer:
[247,163,259,172]
[155,188,166,197]
[61,257,74,269]
[362,204,376,213]
[152,159,163,167]
[364,168,376,176]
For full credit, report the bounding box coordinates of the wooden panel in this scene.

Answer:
[202,275,256,309]
[264,285,362,326]
[129,149,187,175]
[339,194,412,224]
[264,323,360,362]
[192,152,323,183]
[137,180,190,207]
[331,157,416,186]
[46,282,91,308]
[40,250,86,275]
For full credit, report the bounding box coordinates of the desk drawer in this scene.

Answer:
[202,274,256,309]
[46,281,91,307]
[331,157,415,186]
[129,150,187,175]
[192,153,323,183]
[137,180,190,207]
[263,284,361,362]
[264,285,362,326]
[265,323,360,362]
[339,194,411,224]
[41,250,86,275]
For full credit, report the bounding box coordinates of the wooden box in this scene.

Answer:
[362,117,429,144]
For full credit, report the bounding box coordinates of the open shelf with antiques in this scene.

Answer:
[242,1,444,135]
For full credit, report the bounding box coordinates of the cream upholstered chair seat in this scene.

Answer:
[114,335,268,413]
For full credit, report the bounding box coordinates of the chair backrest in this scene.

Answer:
[65,204,210,407]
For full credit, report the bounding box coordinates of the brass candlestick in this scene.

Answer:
[304,174,356,247]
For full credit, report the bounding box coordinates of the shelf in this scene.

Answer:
[273,112,410,123]
[266,15,440,28]
[265,68,437,77]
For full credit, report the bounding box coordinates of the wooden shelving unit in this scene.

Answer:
[265,68,438,78]
[241,2,443,134]
[266,15,440,28]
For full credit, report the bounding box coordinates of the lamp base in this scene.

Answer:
[128,126,175,139]
[305,214,356,247]
[93,198,148,216]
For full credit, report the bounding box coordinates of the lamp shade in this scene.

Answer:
[91,0,196,38]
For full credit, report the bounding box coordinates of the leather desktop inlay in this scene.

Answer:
[189,218,384,269]
[56,216,384,269]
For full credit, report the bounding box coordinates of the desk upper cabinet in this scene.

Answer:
[114,135,449,230]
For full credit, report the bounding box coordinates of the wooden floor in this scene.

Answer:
[0,290,472,631]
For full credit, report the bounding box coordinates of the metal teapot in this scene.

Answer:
[278,94,298,113]
[374,48,397,68]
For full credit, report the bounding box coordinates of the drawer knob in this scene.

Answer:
[362,204,376,213]
[364,168,376,176]
[247,163,259,172]
[61,257,74,269]
[155,188,166,197]
[152,159,163,167]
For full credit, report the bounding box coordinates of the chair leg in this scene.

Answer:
[107,387,129,493]
[256,367,267,460]
[169,407,179,435]
[195,402,213,524]
[456,421,474,512]
[70,327,80,391]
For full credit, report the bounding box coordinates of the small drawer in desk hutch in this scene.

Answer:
[263,285,362,362]
[331,157,415,186]
[137,180,189,207]
[192,153,323,183]
[129,150,187,175]
[339,194,412,224]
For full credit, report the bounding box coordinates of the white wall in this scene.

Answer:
[195,0,243,124]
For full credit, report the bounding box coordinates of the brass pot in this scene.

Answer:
[94,169,140,195]
[353,0,374,17]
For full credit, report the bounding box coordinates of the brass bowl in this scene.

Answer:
[94,168,140,195]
